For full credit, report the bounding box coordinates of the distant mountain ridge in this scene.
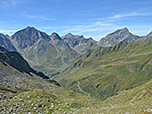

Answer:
[0,26,152,76]
[62,33,98,53]
[99,28,140,46]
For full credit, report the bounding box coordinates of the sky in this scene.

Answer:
[0,0,152,41]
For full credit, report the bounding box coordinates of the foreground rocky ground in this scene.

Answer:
[1,79,152,114]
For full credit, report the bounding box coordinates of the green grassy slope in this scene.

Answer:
[55,41,152,100]
[24,39,78,77]
[78,78,152,114]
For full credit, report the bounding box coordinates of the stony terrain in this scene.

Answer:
[1,68,152,114]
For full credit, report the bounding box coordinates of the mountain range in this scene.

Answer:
[0,26,152,77]
[1,26,152,113]
[10,27,79,76]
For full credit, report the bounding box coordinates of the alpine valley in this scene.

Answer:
[1,26,152,113]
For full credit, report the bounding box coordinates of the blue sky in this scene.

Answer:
[0,0,152,40]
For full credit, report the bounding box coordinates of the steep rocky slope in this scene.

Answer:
[0,33,16,51]
[0,46,49,79]
[138,31,152,41]
[99,28,140,47]
[62,33,98,53]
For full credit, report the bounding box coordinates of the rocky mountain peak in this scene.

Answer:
[119,27,129,34]
[25,26,36,30]
[107,28,128,37]
[19,26,38,34]
[147,31,152,37]
[88,37,93,40]
[99,27,139,47]
[11,27,50,49]
[66,33,73,37]
[62,33,75,39]
[122,27,129,31]
[50,32,62,40]
[62,33,84,39]
[12,26,38,38]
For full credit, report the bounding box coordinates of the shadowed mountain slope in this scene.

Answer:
[0,46,49,79]
[0,33,16,51]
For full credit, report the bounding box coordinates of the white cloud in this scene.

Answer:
[0,0,16,9]
[96,10,152,23]
[22,12,55,21]
[127,25,152,36]
[0,29,18,36]
[110,11,152,19]
[0,0,30,9]
[60,22,120,40]
[62,22,114,34]
[84,35,105,40]
[10,0,16,9]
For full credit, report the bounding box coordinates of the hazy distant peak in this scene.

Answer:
[50,32,62,40]
[99,27,140,47]
[66,33,73,36]
[122,27,129,31]
[88,37,93,40]
[115,27,129,34]
[147,31,152,37]
[120,27,129,33]
[80,35,84,38]
[63,33,76,38]
[51,32,60,36]
[24,26,37,31]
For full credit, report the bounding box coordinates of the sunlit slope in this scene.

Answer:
[55,41,152,100]
[78,78,152,114]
